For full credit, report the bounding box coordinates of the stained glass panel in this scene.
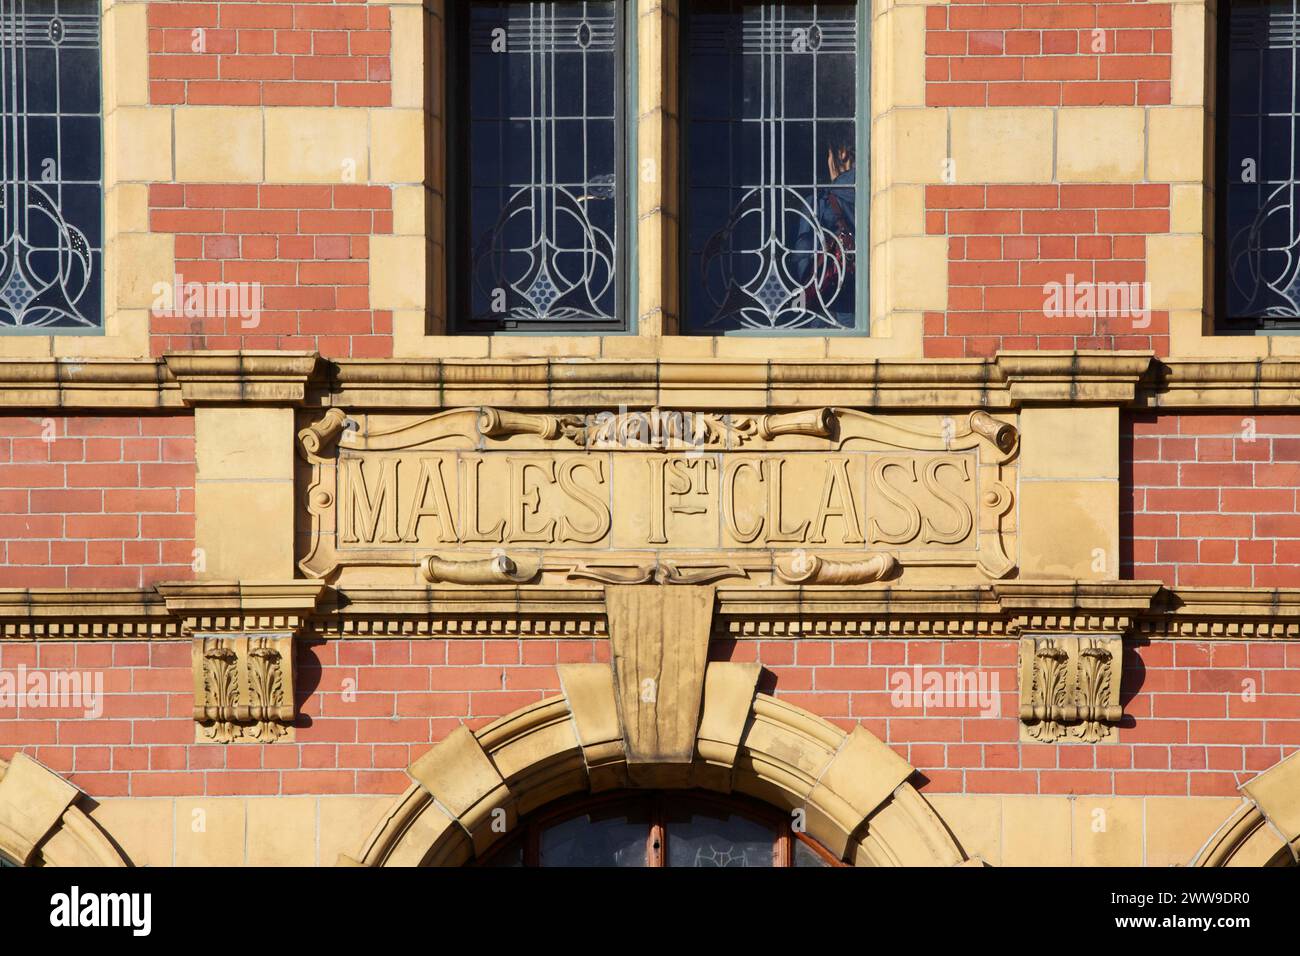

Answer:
[538,808,649,866]
[665,807,775,867]
[0,0,102,333]
[1223,0,1300,327]
[457,1,624,332]
[684,0,861,334]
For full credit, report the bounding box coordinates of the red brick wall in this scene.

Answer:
[0,417,196,589]
[148,184,394,357]
[148,1,392,107]
[1124,413,1300,588]
[926,1,1172,107]
[925,184,1170,357]
[5,636,1296,799]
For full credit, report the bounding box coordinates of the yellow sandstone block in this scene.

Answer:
[175,107,264,183]
[952,108,1053,184]
[265,108,369,184]
[1148,107,1205,183]
[370,235,428,311]
[1056,108,1145,183]
[371,109,426,185]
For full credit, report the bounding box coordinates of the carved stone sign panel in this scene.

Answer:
[297,407,1019,585]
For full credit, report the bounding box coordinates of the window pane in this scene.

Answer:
[480,841,525,866]
[459,1,623,332]
[538,809,648,866]
[0,0,102,333]
[684,1,859,333]
[665,807,775,867]
[793,838,830,867]
[1223,0,1300,325]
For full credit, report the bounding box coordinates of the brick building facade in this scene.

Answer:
[0,0,1298,869]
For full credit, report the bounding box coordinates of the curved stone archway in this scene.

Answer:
[342,662,966,867]
[1194,750,1300,867]
[0,754,128,867]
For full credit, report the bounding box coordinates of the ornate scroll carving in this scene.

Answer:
[297,408,350,464]
[479,409,580,442]
[418,553,541,584]
[1018,636,1122,744]
[774,551,898,585]
[192,635,295,744]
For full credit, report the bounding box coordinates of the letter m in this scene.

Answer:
[341,458,400,543]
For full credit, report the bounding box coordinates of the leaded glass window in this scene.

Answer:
[452,1,625,332]
[0,0,101,333]
[472,790,843,867]
[683,0,863,334]
[1220,0,1300,329]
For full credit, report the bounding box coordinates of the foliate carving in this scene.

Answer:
[774,551,898,585]
[192,635,295,744]
[1018,636,1122,744]
[479,406,835,451]
[199,641,241,744]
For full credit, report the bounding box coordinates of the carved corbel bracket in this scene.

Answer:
[1018,636,1123,744]
[192,634,296,744]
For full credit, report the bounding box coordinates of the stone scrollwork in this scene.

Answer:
[1018,636,1123,744]
[479,406,835,450]
[774,551,898,585]
[192,635,296,744]
[418,553,542,584]
[297,407,351,464]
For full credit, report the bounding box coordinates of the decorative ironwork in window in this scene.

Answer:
[452,1,625,332]
[683,0,862,334]
[0,0,102,333]
[1220,0,1300,329]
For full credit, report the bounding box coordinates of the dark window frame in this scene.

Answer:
[0,0,104,336]
[678,0,870,337]
[473,788,845,867]
[446,0,632,335]
[1215,0,1300,333]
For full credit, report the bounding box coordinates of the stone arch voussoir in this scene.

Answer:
[342,662,966,867]
[0,753,128,867]
[1194,750,1300,867]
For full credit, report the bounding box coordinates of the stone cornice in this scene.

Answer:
[2,581,1299,641]
[162,351,323,405]
[0,358,181,409]
[3,352,1300,410]
[156,580,327,635]
[0,589,179,640]
[1139,358,1300,408]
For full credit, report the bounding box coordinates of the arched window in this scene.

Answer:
[475,790,843,867]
